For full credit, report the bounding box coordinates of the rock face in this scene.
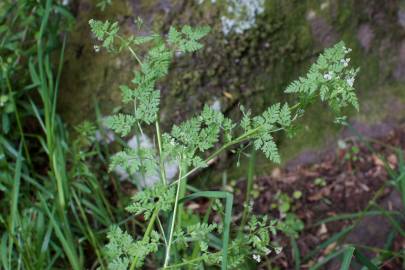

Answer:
[60,0,405,170]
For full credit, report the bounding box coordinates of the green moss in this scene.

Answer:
[355,83,405,124]
[335,1,354,25]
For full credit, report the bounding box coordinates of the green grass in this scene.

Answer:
[0,1,120,269]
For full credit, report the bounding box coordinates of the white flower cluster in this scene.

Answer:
[196,0,216,4]
[340,58,350,67]
[323,71,333,81]
[197,0,265,35]
[93,45,100,53]
[346,76,355,87]
[221,0,265,35]
[274,246,283,254]
[252,254,261,262]
[324,70,355,86]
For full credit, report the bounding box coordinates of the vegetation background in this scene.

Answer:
[0,0,404,269]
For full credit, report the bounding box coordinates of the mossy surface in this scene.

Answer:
[59,0,405,179]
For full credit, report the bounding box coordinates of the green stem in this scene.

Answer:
[156,121,167,185]
[169,99,307,187]
[72,191,105,269]
[116,35,143,66]
[163,161,183,268]
[5,75,31,165]
[170,126,282,186]
[157,216,168,246]
[238,148,256,235]
[162,256,205,269]
[176,163,187,238]
[129,207,159,270]
[128,46,143,66]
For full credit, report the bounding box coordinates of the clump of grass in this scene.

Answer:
[0,1,117,270]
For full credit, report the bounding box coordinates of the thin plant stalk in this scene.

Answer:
[163,160,183,268]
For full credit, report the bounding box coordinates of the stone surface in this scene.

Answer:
[308,13,338,47]
[394,40,405,81]
[357,24,374,52]
[59,0,405,176]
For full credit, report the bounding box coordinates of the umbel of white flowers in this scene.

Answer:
[197,0,265,35]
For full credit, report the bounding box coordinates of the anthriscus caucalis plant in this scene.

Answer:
[89,17,359,270]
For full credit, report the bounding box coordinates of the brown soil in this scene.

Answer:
[233,122,405,269]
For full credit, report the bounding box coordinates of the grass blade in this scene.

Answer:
[309,248,346,270]
[353,249,379,270]
[7,144,23,270]
[291,237,301,270]
[313,210,401,227]
[304,225,354,261]
[39,196,81,270]
[9,144,22,233]
[181,191,233,270]
[340,246,355,270]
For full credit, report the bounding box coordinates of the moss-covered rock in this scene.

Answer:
[59,0,405,178]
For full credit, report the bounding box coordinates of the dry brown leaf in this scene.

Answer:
[372,154,385,167]
[223,91,233,100]
[317,224,328,235]
[308,192,323,201]
[359,183,370,192]
[271,167,282,179]
[186,202,200,211]
[323,242,337,255]
[388,154,397,169]
[301,169,319,177]
[308,187,330,201]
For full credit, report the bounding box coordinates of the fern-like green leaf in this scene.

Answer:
[109,148,157,176]
[105,114,136,137]
[284,41,359,122]
[104,226,159,270]
[89,19,119,52]
[125,183,175,219]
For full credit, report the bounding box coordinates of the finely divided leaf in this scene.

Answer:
[105,114,136,137]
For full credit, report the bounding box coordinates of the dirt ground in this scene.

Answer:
[232,121,405,269]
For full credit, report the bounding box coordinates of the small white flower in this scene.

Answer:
[93,45,100,53]
[252,254,261,263]
[274,246,283,255]
[340,58,350,67]
[220,0,265,35]
[345,48,352,54]
[211,99,221,112]
[175,51,184,57]
[346,77,355,87]
[323,71,333,81]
